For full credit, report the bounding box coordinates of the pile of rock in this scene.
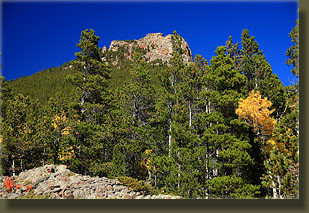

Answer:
[0,165,181,199]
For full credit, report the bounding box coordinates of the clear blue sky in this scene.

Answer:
[2,1,298,86]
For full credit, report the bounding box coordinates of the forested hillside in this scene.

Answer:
[7,53,164,105]
[8,64,75,105]
[0,20,299,199]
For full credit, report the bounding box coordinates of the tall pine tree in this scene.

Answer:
[200,46,260,198]
[67,29,112,175]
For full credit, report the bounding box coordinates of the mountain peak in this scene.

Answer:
[105,32,193,64]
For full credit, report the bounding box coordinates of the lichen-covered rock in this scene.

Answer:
[107,32,193,64]
[0,164,182,199]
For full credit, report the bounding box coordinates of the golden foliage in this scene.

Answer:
[266,128,296,156]
[61,126,71,136]
[140,149,154,171]
[52,112,67,130]
[236,90,276,136]
[52,111,71,136]
[58,146,75,161]
[145,149,152,155]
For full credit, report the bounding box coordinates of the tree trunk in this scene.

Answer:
[177,161,181,191]
[81,65,87,117]
[205,151,209,180]
[212,149,219,177]
[168,118,172,158]
[148,169,151,180]
[12,159,15,177]
[277,175,283,199]
[272,179,278,199]
[189,100,192,128]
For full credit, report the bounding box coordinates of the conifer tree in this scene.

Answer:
[0,75,13,120]
[144,31,196,196]
[239,29,286,119]
[110,47,156,178]
[67,29,112,174]
[259,17,299,199]
[200,46,260,198]
[261,123,299,198]
[286,18,299,80]
[232,30,287,194]
[0,75,14,175]
[1,95,42,175]
[38,92,72,165]
[285,17,299,136]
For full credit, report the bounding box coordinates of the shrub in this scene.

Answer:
[3,177,15,192]
[19,192,51,199]
[116,176,155,195]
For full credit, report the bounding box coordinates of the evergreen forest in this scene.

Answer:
[0,18,299,199]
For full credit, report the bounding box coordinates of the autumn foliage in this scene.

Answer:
[52,111,71,136]
[236,90,276,136]
[2,177,33,193]
[3,177,15,192]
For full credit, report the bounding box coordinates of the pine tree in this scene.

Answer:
[261,123,299,199]
[0,75,14,120]
[37,92,72,165]
[286,18,299,80]
[1,95,42,175]
[239,29,286,119]
[260,17,299,199]
[285,16,299,135]
[0,74,14,175]
[231,30,287,194]
[200,46,260,198]
[110,47,156,179]
[67,29,112,174]
[142,31,199,197]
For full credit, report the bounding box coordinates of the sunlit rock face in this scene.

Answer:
[107,32,193,64]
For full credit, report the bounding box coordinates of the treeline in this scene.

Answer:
[0,21,299,199]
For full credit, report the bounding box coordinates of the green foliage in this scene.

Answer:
[261,113,299,199]
[1,27,298,199]
[109,47,158,180]
[1,94,43,175]
[18,192,52,199]
[66,28,112,175]
[8,64,75,105]
[236,30,286,119]
[116,176,154,195]
[38,92,73,165]
[286,17,299,79]
[0,75,14,119]
[197,45,260,198]
[206,176,261,199]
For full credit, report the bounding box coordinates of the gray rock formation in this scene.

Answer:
[0,164,181,199]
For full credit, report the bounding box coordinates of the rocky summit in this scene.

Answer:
[104,32,193,64]
[0,164,181,199]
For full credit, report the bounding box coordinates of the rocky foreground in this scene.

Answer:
[0,165,181,199]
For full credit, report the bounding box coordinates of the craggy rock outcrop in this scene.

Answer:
[106,32,193,64]
[0,165,181,199]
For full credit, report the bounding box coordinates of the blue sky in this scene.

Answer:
[1,1,298,86]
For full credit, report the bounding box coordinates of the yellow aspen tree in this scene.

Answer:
[236,90,276,136]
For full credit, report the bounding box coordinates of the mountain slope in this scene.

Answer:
[8,32,191,105]
[8,64,75,105]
